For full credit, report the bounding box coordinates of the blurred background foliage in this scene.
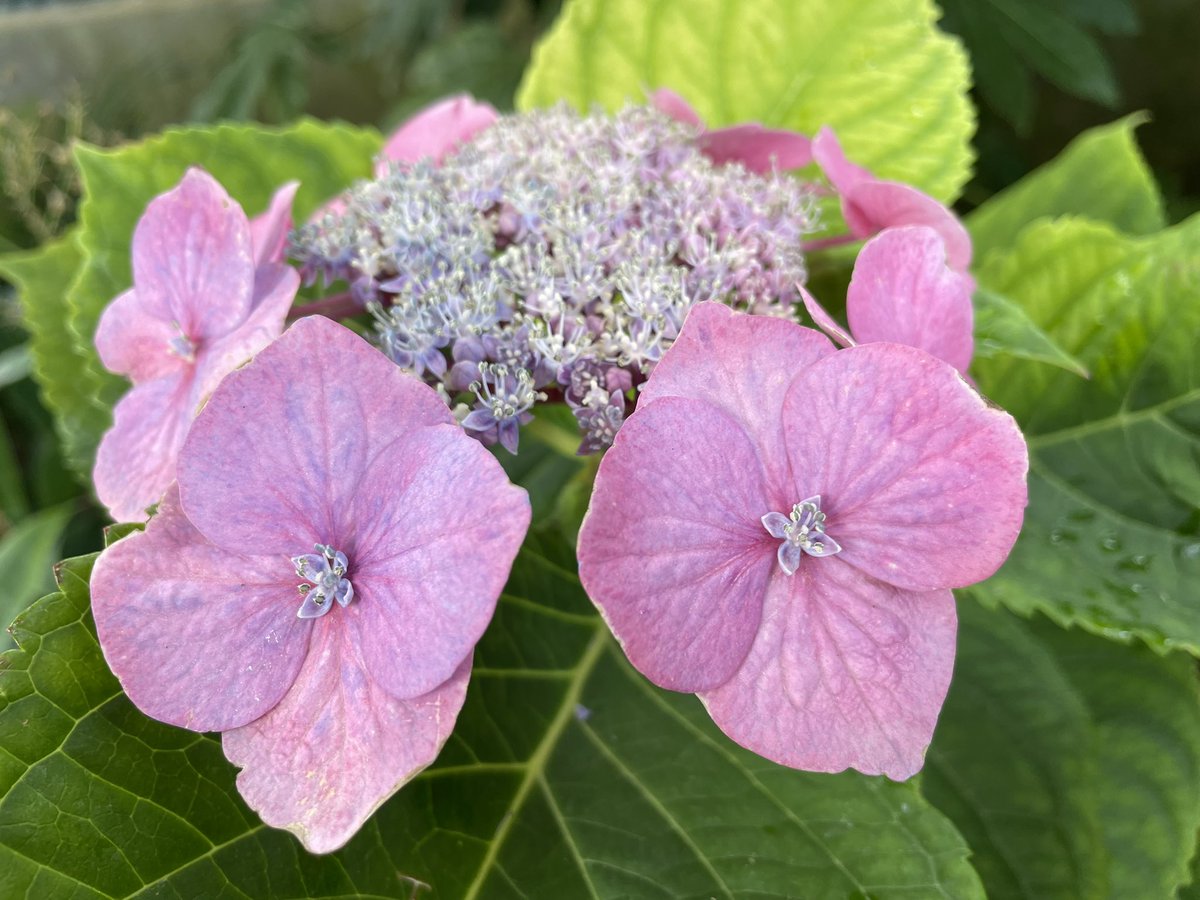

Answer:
[0,0,1196,647]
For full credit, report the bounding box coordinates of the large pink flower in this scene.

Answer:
[812,127,972,272]
[93,168,300,521]
[91,315,531,852]
[802,225,976,373]
[577,302,1027,779]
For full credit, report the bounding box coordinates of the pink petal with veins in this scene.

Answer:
[249,181,300,266]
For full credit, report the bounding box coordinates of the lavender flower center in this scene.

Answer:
[761,495,843,575]
[167,329,196,362]
[292,543,355,619]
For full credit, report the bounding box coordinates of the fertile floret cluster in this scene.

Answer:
[291,104,819,453]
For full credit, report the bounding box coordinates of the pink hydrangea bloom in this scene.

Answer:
[91,315,531,852]
[577,302,1027,779]
[650,88,813,172]
[801,225,976,373]
[812,127,972,271]
[93,168,300,522]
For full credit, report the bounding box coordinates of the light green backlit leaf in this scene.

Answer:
[517,0,975,204]
[0,534,985,898]
[973,286,1089,376]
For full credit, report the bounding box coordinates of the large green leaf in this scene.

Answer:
[0,234,109,477]
[972,215,1200,652]
[923,602,1200,900]
[0,534,985,898]
[973,286,1089,376]
[517,0,975,204]
[0,503,73,653]
[967,115,1164,261]
[51,120,381,477]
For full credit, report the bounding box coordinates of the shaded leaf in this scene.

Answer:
[972,215,1200,652]
[968,115,1165,259]
[0,534,986,898]
[0,503,73,652]
[517,0,975,204]
[973,286,1089,376]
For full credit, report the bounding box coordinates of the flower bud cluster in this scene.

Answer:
[291,104,818,453]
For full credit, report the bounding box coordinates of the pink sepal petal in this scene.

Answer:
[195,263,299,399]
[179,316,453,556]
[648,88,704,128]
[350,425,530,699]
[93,372,195,522]
[698,125,812,173]
[847,226,975,373]
[579,396,774,692]
[798,283,855,349]
[783,342,1028,591]
[378,94,498,171]
[699,565,956,780]
[249,181,300,266]
[639,302,834,486]
[90,487,311,732]
[812,127,971,271]
[223,620,470,854]
[94,289,186,383]
[131,168,255,340]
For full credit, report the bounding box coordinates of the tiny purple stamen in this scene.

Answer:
[293,543,355,618]
[761,494,842,575]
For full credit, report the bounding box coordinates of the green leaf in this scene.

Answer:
[517,0,975,204]
[972,215,1200,652]
[0,345,32,389]
[57,119,381,476]
[924,602,1200,899]
[0,503,73,653]
[1034,617,1200,899]
[973,286,1089,376]
[0,534,985,898]
[923,601,1107,899]
[968,115,1165,260]
[0,234,108,478]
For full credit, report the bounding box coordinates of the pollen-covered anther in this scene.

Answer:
[761,494,843,575]
[292,543,354,618]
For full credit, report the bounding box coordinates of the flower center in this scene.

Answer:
[292,543,355,619]
[761,495,842,575]
[167,330,197,362]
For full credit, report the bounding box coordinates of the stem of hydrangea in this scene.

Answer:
[288,291,361,322]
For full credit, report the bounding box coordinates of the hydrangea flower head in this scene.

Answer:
[93,168,300,521]
[802,225,976,373]
[91,316,531,852]
[577,302,1027,778]
[813,127,972,271]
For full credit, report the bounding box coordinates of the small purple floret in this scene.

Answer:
[761,495,843,575]
[292,544,354,619]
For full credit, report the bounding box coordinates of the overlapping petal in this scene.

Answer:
[699,564,956,780]
[178,316,453,556]
[813,127,971,271]
[93,289,187,383]
[579,396,775,692]
[93,372,195,522]
[249,181,300,265]
[378,94,498,169]
[130,168,256,339]
[846,226,975,373]
[639,302,834,485]
[781,342,1028,591]
[349,425,530,699]
[222,617,470,854]
[91,489,311,732]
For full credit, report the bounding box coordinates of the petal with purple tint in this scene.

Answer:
[798,283,855,349]
[131,168,256,340]
[350,425,530,699]
[639,302,834,486]
[94,289,188,383]
[699,563,956,780]
[249,181,300,266]
[194,262,299,399]
[648,88,704,128]
[578,396,774,692]
[93,371,196,522]
[843,182,973,272]
[846,226,975,373]
[698,125,813,173]
[222,615,470,854]
[179,316,453,556]
[378,94,498,170]
[90,488,310,732]
[781,342,1028,591]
